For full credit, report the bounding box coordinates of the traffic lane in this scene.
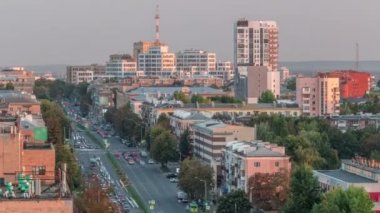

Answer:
[119,158,186,213]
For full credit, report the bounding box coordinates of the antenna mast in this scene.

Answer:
[355,42,359,70]
[155,5,160,43]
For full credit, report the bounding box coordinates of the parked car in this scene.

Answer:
[170,178,178,183]
[166,173,177,179]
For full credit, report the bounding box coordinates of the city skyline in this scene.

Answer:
[0,0,379,66]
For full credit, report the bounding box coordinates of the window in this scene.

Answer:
[254,162,261,167]
[275,162,280,167]
[32,166,46,175]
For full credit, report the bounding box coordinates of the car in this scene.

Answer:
[166,173,177,179]
[148,159,155,164]
[170,178,178,183]
[128,159,135,165]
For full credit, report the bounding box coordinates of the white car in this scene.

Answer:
[170,178,178,183]
[148,159,155,164]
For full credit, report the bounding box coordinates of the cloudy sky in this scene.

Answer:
[0,0,379,66]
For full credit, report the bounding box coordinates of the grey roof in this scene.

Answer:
[128,87,223,95]
[317,170,377,183]
[187,112,210,120]
[0,90,38,104]
[245,146,286,157]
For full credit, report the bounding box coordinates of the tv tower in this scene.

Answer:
[155,5,160,43]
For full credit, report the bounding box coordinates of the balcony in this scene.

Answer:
[302,88,311,94]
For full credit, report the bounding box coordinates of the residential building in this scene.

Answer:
[214,61,234,81]
[234,20,278,71]
[66,64,105,83]
[296,75,340,116]
[0,91,41,116]
[170,110,211,138]
[328,114,380,133]
[321,70,372,99]
[138,45,176,77]
[133,41,157,59]
[192,120,256,184]
[176,49,216,73]
[105,54,143,79]
[314,157,380,212]
[222,140,291,193]
[280,67,290,83]
[235,66,280,103]
[0,67,35,94]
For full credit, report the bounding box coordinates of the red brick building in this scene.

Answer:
[319,70,371,99]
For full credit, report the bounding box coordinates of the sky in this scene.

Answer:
[0,0,379,66]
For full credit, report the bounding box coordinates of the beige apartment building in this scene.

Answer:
[296,74,340,116]
[0,67,35,94]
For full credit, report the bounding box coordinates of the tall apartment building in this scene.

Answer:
[105,54,143,79]
[222,140,291,193]
[234,20,278,71]
[176,49,216,73]
[66,64,105,84]
[0,67,35,94]
[321,70,371,99]
[138,45,176,77]
[234,20,280,103]
[296,75,340,116]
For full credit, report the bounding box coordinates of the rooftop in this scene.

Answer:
[0,91,38,104]
[225,140,286,157]
[316,169,377,183]
[172,110,211,120]
[193,119,227,130]
[23,143,53,150]
[128,86,224,95]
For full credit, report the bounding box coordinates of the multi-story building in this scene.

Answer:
[169,110,211,138]
[296,75,340,116]
[66,64,105,84]
[0,91,41,116]
[192,120,256,182]
[214,61,234,81]
[133,41,158,59]
[314,157,380,212]
[138,45,176,77]
[222,140,291,193]
[234,20,278,71]
[144,102,301,127]
[320,70,371,99]
[105,54,143,79]
[235,66,280,103]
[0,67,35,94]
[176,49,216,73]
[280,67,290,83]
[328,114,380,133]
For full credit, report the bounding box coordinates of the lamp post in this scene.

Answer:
[195,177,208,210]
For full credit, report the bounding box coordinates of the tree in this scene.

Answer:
[179,129,192,160]
[286,78,296,91]
[285,165,321,213]
[259,90,276,103]
[217,190,252,213]
[311,186,374,213]
[173,91,190,103]
[360,133,380,158]
[191,94,208,104]
[248,170,290,210]
[178,159,214,200]
[150,130,177,167]
[5,82,15,90]
[156,113,170,129]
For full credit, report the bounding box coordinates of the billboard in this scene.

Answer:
[33,127,48,141]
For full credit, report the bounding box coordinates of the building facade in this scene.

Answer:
[66,64,105,84]
[169,110,211,138]
[234,20,278,71]
[314,157,380,212]
[328,114,380,133]
[176,49,216,72]
[321,70,371,99]
[138,45,176,77]
[208,61,234,81]
[105,54,142,79]
[0,67,35,94]
[296,75,340,116]
[222,140,291,193]
[133,41,157,59]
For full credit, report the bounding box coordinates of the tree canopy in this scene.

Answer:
[259,90,276,103]
[150,130,177,167]
[217,190,252,213]
[179,128,192,160]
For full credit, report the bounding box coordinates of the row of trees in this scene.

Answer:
[0,82,14,90]
[173,91,241,104]
[40,100,81,190]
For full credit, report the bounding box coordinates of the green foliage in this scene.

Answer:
[178,159,214,200]
[191,94,209,104]
[150,130,177,167]
[179,129,192,160]
[286,77,296,91]
[217,190,252,213]
[210,95,241,104]
[259,90,276,103]
[55,144,81,190]
[311,186,374,213]
[156,113,170,129]
[285,165,321,213]
[173,91,190,103]
[5,82,14,90]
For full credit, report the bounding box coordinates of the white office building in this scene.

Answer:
[105,54,142,78]
[138,45,176,77]
[209,61,234,81]
[176,49,216,73]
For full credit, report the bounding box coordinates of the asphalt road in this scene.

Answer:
[105,135,187,213]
